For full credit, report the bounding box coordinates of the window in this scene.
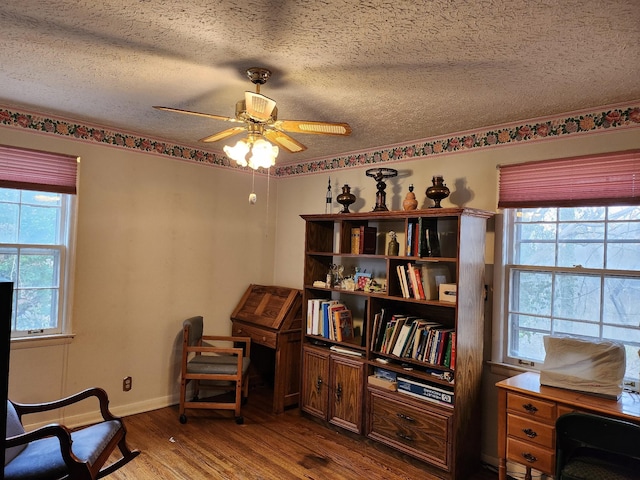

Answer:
[502,206,640,385]
[0,145,78,340]
[496,150,640,388]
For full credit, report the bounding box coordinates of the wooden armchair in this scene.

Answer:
[4,387,139,480]
[179,316,251,424]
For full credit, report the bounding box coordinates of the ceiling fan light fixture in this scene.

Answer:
[223,137,278,170]
[223,140,250,166]
[249,138,278,169]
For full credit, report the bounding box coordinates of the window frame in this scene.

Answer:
[1,189,77,344]
[494,207,640,390]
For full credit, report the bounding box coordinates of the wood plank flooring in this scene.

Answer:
[109,388,498,480]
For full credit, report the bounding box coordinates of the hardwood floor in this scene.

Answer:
[109,387,498,480]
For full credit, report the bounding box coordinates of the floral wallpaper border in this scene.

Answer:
[1,103,639,178]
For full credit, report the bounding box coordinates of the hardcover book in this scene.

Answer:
[359,226,377,254]
[397,376,455,406]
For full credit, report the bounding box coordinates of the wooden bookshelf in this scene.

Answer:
[299,208,493,479]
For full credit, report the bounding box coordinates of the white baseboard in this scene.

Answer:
[22,393,180,430]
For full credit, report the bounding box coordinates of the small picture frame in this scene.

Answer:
[354,272,372,291]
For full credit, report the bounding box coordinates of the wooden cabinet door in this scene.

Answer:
[301,347,330,419]
[329,354,365,434]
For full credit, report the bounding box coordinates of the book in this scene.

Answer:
[335,308,355,342]
[330,345,363,357]
[450,331,457,370]
[407,222,414,257]
[359,226,378,254]
[397,376,455,406]
[396,265,409,298]
[386,316,407,354]
[391,320,414,357]
[327,302,346,340]
[321,300,339,338]
[350,227,361,254]
[443,333,453,368]
[308,299,323,335]
[418,218,441,257]
[373,308,389,352]
[407,263,423,300]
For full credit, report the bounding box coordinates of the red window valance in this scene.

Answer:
[498,150,640,208]
[0,145,78,194]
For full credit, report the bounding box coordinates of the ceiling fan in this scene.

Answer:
[153,67,352,157]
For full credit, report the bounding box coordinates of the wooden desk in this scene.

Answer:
[230,284,302,414]
[496,372,640,480]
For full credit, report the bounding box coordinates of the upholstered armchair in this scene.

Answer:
[5,387,139,479]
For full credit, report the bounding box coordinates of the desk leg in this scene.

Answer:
[497,387,507,480]
[525,466,532,480]
[498,458,507,480]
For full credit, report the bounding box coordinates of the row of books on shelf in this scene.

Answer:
[370,311,456,369]
[369,367,454,406]
[396,262,451,301]
[306,299,355,342]
[407,218,441,257]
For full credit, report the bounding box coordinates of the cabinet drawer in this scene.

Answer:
[507,413,554,449]
[368,390,451,469]
[507,392,556,421]
[232,323,277,349]
[506,437,555,475]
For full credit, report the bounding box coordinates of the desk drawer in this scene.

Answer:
[231,323,277,349]
[368,390,451,469]
[507,392,556,421]
[507,413,554,449]
[506,437,554,475]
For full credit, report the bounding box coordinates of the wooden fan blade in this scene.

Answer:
[263,130,307,153]
[153,106,239,123]
[275,120,351,136]
[199,126,246,143]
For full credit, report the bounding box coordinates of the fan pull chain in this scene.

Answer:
[249,170,257,204]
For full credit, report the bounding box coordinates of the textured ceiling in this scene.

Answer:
[1,0,639,164]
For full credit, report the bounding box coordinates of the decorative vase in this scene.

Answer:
[336,184,356,213]
[426,175,450,208]
[387,231,399,256]
[402,184,418,211]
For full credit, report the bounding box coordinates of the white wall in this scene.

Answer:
[2,127,277,424]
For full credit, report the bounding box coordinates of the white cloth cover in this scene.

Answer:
[540,335,626,399]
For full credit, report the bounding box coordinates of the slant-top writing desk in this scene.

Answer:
[496,372,640,480]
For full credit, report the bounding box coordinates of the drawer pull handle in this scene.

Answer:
[522,403,538,414]
[522,428,537,438]
[522,453,537,463]
[315,376,323,393]
[396,432,414,442]
[335,383,342,402]
[397,413,416,422]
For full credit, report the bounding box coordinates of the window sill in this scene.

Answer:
[486,360,538,378]
[10,334,75,350]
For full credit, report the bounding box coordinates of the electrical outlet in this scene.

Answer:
[123,376,132,392]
